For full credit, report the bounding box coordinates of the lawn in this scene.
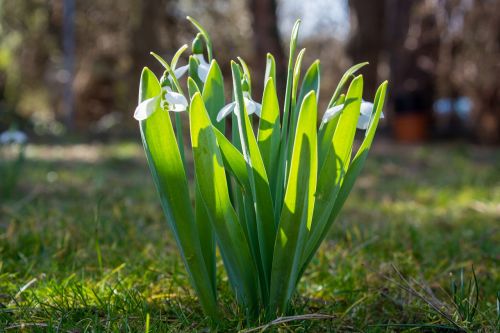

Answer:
[1,139,499,332]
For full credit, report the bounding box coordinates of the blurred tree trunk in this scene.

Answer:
[347,0,386,97]
[385,0,417,99]
[248,0,286,96]
[128,0,178,105]
[442,0,500,144]
[389,0,439,108]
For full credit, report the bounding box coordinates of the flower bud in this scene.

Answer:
[192,33,204,55]
[159,70,172,88]
[241,76,250,92]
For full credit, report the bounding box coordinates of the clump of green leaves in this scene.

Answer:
[134,17,387,322]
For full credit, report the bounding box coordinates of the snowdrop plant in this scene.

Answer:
[135,17,387,321]
[0,129,27,198]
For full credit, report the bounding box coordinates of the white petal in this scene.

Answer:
[357,113,371,130]
[165,91,188,108]
[195,54,209,66]
[244,98,262,118]
[194,54,210,82]
[173,65,189,79]
[168,103,187,112]
[321,104,344,124]
[134,96,160,121]
[197,64,210,82]
[216,102,236,122]
[253,102,262,118]
[361,99,384,118]
[360,101,374,116]
[244,97,255,115]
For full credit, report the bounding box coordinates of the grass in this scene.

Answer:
[0,139,499,332]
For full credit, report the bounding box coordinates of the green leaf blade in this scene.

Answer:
[274,19,302,227]
[327,62,368,108]
[287,60,321,169]
[138,68,218,319]
[264,53,277,86]
[194,181,216,295]
[269,90,318,315]
[232,62,276,303]
[190,92,260,317]
[302,76,376,276]
[258,77,281,204]
[202,60,225,133]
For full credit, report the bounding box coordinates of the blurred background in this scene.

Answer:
[0,2,499,330]
[0,0,499,144]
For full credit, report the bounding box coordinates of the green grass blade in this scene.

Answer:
[269,91,318,315]
[138,68,218,319]
[202,60,225,133]
[257,77,281,205]
[190,92,259,317]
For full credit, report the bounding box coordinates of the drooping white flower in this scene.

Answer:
[170,54,210,83]
[194,53,210,82]
[0,130,28,145]
[134,86,188,121]
[161,86,188,112]
[321,100,384,130]
[173,65,189,80]
[216,92,262,122]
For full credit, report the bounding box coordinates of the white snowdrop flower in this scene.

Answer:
[166,53,209,84]
[133,87,188,121]
[321,100,384,130]
[194,53,210,82]
[216,92,262,122]
[0,130,28,145]
[169,33,211,84]
[173,65,189,80]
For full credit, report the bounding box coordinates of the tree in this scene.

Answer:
[247,0,286,95]
[437,0,500,144]
[347,0,386,98]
